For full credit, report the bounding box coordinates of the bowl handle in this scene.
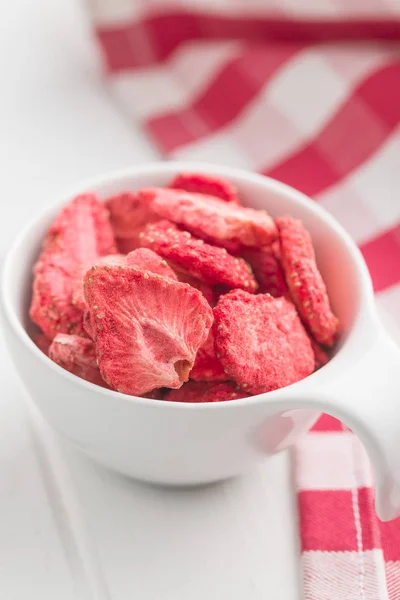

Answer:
[307,328,400,521]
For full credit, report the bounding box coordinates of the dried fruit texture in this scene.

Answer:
[243,246,288,297]
[30,260,87,339]
[83,310,94,339]
[213,290,315,394]
[30,194,116,339]
[139,188,277,248]
[105,192,158,253]
[190,329,228,382]
[164,381,249,403]
[42,193,116,260]
[311,339,329,370]
[34,334,51,356]
[48,334,108,387]
[126,248,177,280]
[276,216,339,346]
[272,240,281,260]
[73,254,127,311]
[73,249,177,312]
[81,251,177,340]
[139,221,258,292]
[170,172,240,203]
[84,266,213,396]
[174,271,215,306]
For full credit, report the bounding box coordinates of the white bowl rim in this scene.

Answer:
[1,161,375,412]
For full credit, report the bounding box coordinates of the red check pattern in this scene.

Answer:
[87,1,400,596]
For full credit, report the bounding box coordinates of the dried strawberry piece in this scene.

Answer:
[174,271,215,306]
[170,172,240,203]
[139,188,277,248]
[30,258,87,339]
[30,194,116,339]
[242,246,288,297]
[34,334,51,356]
[190,329,227,382]
[83,310,95,339]
[126,248,177,280]
[310,339,329,370]
[73,249,177,313]
[80,251,177,337]
[105,192,156,238]
[84,266,213,396]
[164,381,249,403]
[139,221,257,292]
[272,239,281,260]
[73,254,127,311]
[43,193,116,260]
[276,216,339,346]
[213,290,315,394]
[49,334,108,387]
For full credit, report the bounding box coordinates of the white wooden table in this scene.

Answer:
[0,2,306,598]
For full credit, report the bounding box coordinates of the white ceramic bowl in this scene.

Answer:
[2,162,400,521]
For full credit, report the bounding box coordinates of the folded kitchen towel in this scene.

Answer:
[86,1,400,596]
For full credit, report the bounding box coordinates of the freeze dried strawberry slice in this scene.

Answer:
[271,239,282,260]
[139,221,257,292]
[80,251,176,336]
[126,248,177,280]
[105,192,155,237]
[73,249,177,312]
[84,266,213,396]
[49,334,108,387]
[243,246,288,297]
[83,310,95,339]
[174,271,215,306]
[30,258,86,338]
[34,334,51,356]
[310,339,329,370]
[30,194,116,339]
[139,188,277,248]
[276,216,339,346]
[190,329,227,382]
[43,193,116,260]
[164,381,249,403]
[213,290,315,394]
[73,254,127,311]
[170,172,240,203]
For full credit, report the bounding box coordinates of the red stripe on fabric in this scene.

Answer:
[358,487,382,550]
[359,223,400,293]
[265,62,400,197]
[298,490,357,551]
[146,42,306,153]
[380,518,400,561]
[359,487,400,560]
[267,146,337,196]
[95,14,400,71]
[311,414,343,431]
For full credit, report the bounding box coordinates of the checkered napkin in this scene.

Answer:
[86,1,400,596]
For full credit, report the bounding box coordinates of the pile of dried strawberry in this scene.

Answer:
[30,173,338,402]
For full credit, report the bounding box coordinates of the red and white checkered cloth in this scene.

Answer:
[86,1,400,596]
